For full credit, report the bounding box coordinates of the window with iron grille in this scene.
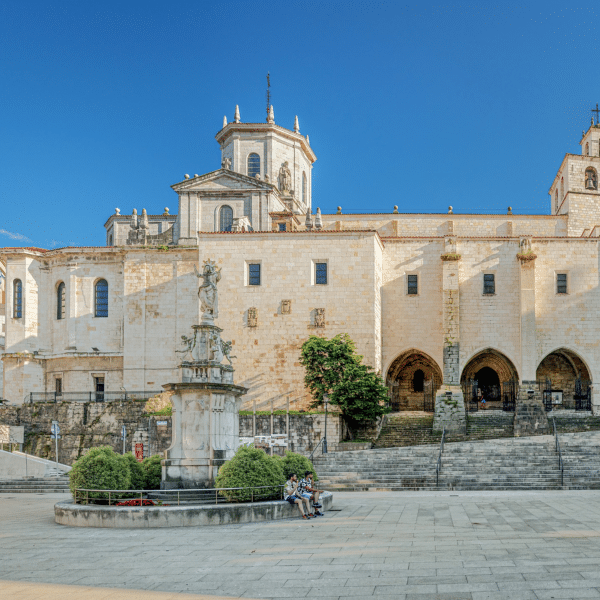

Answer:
[483,273,495,295]
[13,279,22,318]
[57,282,66,320]
[278,223,286,231]
[557,273,568,294]
[219,205,233,231]
[407,274,418,295]
[248,263,261,286]
[95,279,109,317]
[315,262,327,285]
[247,153,260,178]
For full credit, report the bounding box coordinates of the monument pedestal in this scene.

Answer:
[433,386,466,434]
[514,384,549,436]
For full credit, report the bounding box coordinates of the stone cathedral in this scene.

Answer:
[2,106,600,421]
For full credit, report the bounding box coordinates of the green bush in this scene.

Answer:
[123,453,146,490]
[215,446,285,502]
[69,446,131,501]
[142,454,163,490]
[277,451,319,482]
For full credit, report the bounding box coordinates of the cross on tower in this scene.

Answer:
[593,103,600,125]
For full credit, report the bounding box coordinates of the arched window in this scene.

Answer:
[94,279,108,318]
[302,172,307,205]
[57,282,66,320]
[219,205,233,231]
[247,153,260,178]
[13,279,22,318]
[560,177,564,199]
[586,142,589,155]
[108,234,113,246]
[585,167,598,190]
[555,189,559,212]
[413,369,425,392]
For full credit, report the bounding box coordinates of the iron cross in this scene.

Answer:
[593,103,600,125]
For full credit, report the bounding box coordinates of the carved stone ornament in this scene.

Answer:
[281,299,292,314]
[194,260,222,323]
[221,157,232,170]
[278,161,292,192]
[517,237,537,262]
[315,308,325,328]
[248,307,258,327]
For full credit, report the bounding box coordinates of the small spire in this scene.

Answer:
[306,134,310,145]
[393,206,399,214]
[223,115,227,128]
[267,105,274,124]
[234,105,240,123]
[336,206,342,215]
[507,206,513,215]
[448,206,453,214]
[294,116,300,133]
[140,208,149,230]
[305,210,313,230]
[315,207,322,230]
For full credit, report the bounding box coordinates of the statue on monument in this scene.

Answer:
[176,334,196,361]
[278,161,292,192]
[194,260,222,320]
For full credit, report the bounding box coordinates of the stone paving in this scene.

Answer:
[3,491,600,599]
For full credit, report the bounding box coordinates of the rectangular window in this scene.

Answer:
[248,263,261,286]
[407,274,418,295]
[557,273,568,294]
[278,223,286,232]
[94,376,105,402]
[55,378,62,395]
[483,273,495,295]
[315,262,328,285]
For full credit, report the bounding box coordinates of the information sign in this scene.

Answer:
[134,443,144,462]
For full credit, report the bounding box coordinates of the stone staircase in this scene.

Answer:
[373,411,514,449]
[0,475,70,493]
[314,430,600,492]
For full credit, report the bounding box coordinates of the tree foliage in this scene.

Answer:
[123,452,146,490]
[215,446,285,502]
[275,451,319,482]
[300,334,390,424]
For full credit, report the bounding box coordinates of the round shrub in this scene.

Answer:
[123,452,146,490]
[69,446,131,501]
[142,454,163,490]
[278,450,319,482]
[215,446,285,502]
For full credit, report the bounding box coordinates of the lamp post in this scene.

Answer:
[323,394,329,454]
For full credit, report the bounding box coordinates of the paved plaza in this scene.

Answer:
[3,491,600,599]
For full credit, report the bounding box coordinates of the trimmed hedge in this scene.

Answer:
[276,451,319,482]
[142,454,163,490]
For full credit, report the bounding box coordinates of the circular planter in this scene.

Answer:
[54,491,333,528]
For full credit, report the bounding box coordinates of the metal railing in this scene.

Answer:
[73,484,286,506]
[27,391,162,404]
[309,437,326,462]
[552,417,564,487]
[435,428,446,487]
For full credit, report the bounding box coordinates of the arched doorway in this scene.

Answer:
[386,350,443,412]
[536,348,592,411]
[461,349,519,412]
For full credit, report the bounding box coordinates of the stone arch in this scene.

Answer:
[461,348,519,406]
[385,349,443,412]
[536,347,592,409]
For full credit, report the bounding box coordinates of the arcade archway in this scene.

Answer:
[536,348,592,411]
[461,349,519,411]
[386,350,443,412]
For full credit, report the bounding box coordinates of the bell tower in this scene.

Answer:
[549,107,600,235]
[215,105,316,214]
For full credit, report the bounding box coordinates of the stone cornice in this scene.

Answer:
[215,122,316,163]
[171,168,278,193]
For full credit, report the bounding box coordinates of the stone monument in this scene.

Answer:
[161,260,247,489]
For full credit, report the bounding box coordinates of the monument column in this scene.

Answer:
[433,236,466,433]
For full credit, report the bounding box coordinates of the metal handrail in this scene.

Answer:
[552,417,564,487]
[74,484,286,507]
[436,428,446,487]
[309,437,326,462]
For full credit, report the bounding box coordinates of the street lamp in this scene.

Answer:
[323,394,329,454]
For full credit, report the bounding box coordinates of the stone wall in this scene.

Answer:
[0,401,172,465]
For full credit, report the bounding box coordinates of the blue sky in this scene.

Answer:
[1,1,599,248]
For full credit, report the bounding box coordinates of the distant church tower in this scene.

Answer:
[549,107,600,236]
[216,105,316,214]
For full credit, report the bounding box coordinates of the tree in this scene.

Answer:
[300,334,390,425]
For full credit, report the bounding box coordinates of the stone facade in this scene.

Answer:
[2,110,600,422]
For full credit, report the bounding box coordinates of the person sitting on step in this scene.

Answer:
[298,471,324,516]
[284,473,313,520]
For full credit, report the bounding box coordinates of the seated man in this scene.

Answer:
[284,473,313,520]
[299,470,324,516]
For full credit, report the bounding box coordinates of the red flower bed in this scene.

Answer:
[115,498,155,507]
